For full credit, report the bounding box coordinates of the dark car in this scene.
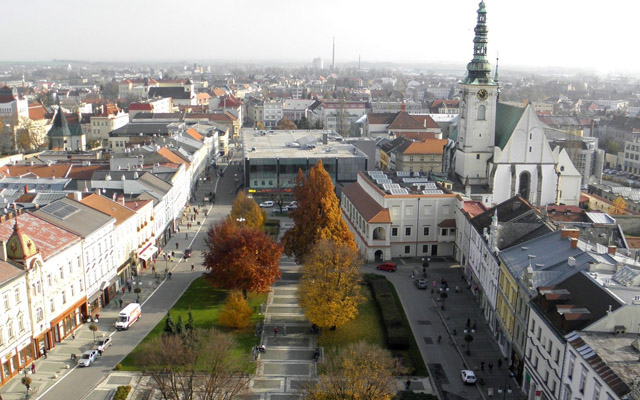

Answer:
[415,279,428,289]
[184,248,193,258]
[376,262,397,272]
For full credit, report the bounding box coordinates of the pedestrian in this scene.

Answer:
[437,334,442,343]
[488,362,493,372]
[152,265,156,273]
[191,264,195,271]
[473,320,477,331]
[411,271,415,279]
[31,363,35,374]
[466,318,471,329]
[273,327,278,337]
[127,284,132,293]
[405,379,411,389]
[480,361,485,371]
[283,324,287,336]
[171,251,175,258]
[98,348,103,356]
[120,298,124,307]
[498,358,503,369]
[43,348,47,359]
[121,286,125,295]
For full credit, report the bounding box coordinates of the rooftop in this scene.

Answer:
[242,129,364,160]
[363,170,449,196]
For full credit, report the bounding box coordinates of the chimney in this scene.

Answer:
[401,101,406,112]
[561,228,580,239]
[423,119,427,128]
[24,185,29,194]
[608,245,617,255]
[0,241,7,262]
[73,192,82,201]
[570,238,578,249]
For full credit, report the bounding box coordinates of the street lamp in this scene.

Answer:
[236,217,246,224]
[498,382,512,399]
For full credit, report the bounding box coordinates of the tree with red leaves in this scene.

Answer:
[203,219,282,297]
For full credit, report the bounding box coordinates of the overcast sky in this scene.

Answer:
[2,0,638,74]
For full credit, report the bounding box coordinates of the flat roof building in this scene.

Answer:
[242,129,367,193]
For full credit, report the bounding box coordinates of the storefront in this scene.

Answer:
[138,244,158,272]
[86,290,104,317]
[50,297,85,345]
[0,336,32,386]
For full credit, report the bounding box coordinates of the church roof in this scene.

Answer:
[495,102,526,149]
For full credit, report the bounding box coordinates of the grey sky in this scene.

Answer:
[2,0,638,73]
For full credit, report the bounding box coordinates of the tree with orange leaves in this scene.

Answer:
[282,160,356,263]
[203,219,282,297]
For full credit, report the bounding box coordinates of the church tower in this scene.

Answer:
[454,1,499,186]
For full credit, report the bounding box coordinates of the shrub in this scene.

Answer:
[114,385,131,400]
[218,290,253,329]
[114,363,122,371]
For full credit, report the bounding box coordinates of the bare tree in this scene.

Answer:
[140,328,251,400]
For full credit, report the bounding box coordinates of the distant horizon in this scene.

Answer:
[2,0,639,76]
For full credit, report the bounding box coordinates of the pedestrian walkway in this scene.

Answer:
[245,257,316,399]
[421,263,524,400]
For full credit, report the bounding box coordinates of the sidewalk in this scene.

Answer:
[0,196,214,400]
[427,263,524,400]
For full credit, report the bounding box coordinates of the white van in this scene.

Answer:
[115,303,141,330]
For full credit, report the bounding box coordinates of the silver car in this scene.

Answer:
[78,350,99,367]
[95,337,112,352]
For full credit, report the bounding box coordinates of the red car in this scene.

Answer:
[376,262,397,272]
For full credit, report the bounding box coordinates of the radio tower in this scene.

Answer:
[332,37,336,71]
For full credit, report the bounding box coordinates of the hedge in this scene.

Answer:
[368,276,411,350]
[114,385,131,400]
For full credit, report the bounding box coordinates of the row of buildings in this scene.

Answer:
[0,118,217,386]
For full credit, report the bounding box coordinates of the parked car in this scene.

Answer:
[286,201,298,211]
[376,262,397,272]
[184,248,193,258]
[259,201,275,208]
[78,350,99,367]
[95,337,112,352]
[461,369,477,384]
[414,279,428,289]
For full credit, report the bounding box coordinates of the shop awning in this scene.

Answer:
[138,245,158,262]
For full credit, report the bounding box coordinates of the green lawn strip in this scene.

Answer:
[385,277,428,376]
[120,277,266,372]
[317,284,385,350]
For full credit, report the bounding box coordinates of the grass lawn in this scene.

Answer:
[317,284,385,350]
[120,277,267,371]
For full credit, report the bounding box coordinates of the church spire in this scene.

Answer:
[463,1,496,85]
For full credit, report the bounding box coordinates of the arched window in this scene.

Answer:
[373,227,386,240]
[477,105,486,121]
[518,171,531,201]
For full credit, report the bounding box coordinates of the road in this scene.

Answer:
[36,158,242,400]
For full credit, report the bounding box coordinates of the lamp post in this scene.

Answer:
[236,217,245,225]
[498,382,512,399]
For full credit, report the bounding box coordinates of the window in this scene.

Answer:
[567,353,575,379]
[404,245,411,254]
[555,349,560,363]
[563,385,572,400]
[14,288,20,303]
[476,154,480,159]
[8,321,14,339]
[422,245,429,253]
[531,319,535,332]
[18,314,24,331]
[3,293,8,309]
[592,381,601,400]
[60,267,64,280]
[50,298,55,313]
[477,105,486,120]
[441,228,448,236]
[62,290,67,305]
[537,327,541,340]
[391,227,398,237]
[0,330,3,346]
[71,285,75,297]
[405,227,412,236]
[579,366,587,393]
[423,226,430,236]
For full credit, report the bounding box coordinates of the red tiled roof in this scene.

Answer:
[0,164,72,179]
[395,132,437,141]
[124,199,152,211]
[0,213,80,260]
[402,139,448,155]
[438,219,456,228]
[211,88,226,97]
[462,201,487,218]
[28,102,48,120]
[411,114,440,129]
[367,113,397,125]
[157,147,190,168]
[342,182,391,224]
[185,128,204,142]
[80,194,135,226]
[129,103,153,111]
[66,164,109,180]
[388,111,424,130]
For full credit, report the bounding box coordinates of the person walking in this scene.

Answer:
[42,348,47,359]
[488,362,493,373]
[405,379,411,389]
[273,327,278,337]
[191,264,195,271]
[480,361,485,371]
[498,358,503,369]
[31,363,36,374]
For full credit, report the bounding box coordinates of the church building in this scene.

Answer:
[447,1,581,207]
